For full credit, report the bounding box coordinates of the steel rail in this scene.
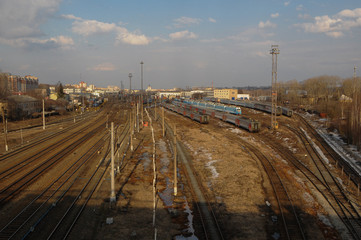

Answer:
[263,128,361,240]
[0,132,108,239]
[243,140,306,240]
[295,113,361,187]
[0,117,103,182]
[0,111,98,161]
[286,124,361,239]
[158,109,224,240]
[0,120,107,207]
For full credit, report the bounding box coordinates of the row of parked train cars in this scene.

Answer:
[205,98,293,117]
[171,99,260,132]
[163,103,210,124]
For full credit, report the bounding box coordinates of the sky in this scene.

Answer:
[0,0,361,89]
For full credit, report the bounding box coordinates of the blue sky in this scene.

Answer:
[0,0,361,89]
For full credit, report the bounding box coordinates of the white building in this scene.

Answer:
[64,88,75,94]
[237,94,250,100]
[157,91,181,99]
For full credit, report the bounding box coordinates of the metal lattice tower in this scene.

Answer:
[270,45,280,130]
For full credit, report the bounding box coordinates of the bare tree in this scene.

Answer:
[0,73,10,99]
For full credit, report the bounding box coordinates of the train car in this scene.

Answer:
[235,116,260,133]
[164,103,209,124]
[207,109,260,132]
[253,103,282,116]
[181,99,241,115]
[175,101,260,132]
[281,107,293,117]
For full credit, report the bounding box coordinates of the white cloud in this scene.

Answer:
[116,30,150,45]
[0,0,62,49]
[296,5,303,11]
[325,31,344,38]
[0,35,74,50]
[208,17,217,23]
[296,8,361,38]
[72,19,117,36]
[271,13,279,18]
[67,16,150,45]
[169,30,197,40]
[173,16,202,28]
[49,36,74,48]
[337,8,361,18]
[90,63,116,71]
[26,36,74,50]
[258,20,277,29]
[62,14,82,21]
[284,1,290,6]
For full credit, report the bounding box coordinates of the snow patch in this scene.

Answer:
[205,160,219,179]
[318,213,333,227]
[300,127,330,164]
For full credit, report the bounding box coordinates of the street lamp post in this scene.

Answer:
[128,73,132,95]
[140,61,144,126]
[140,61,144,93]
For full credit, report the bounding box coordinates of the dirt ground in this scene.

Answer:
[162,109,341,239]
[1,107,351,239]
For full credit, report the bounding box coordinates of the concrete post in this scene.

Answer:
[130,110,133,152]
[110,122,116,202]
[137,102,139,133]
[174,124,177,196]
[20,128,23,145]
[42,99,45,130]
[162,107,165,137]
[2,109,8,152]
[141,95,144,127]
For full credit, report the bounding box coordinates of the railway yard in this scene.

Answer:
[1,98,361,240]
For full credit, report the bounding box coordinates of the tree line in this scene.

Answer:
[277,75,361,150]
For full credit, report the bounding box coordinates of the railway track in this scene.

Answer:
[0,130,109,239]
[0,107,128,239]
[0,111,97,157]
[295,113,361,188]
[162,106,306,239]
[282,123,361,239]
[218,130,306,239]
[158,108,224,240]
[0,118,107,207]
[241,140,306,240]
[0,115,105,183]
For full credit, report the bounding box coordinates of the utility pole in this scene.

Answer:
[270,45,280,130]
[140,61,144,93]
[130,110,133,152]
[110,122,116,202]
[173,124,177,196]
[162,107,165,137]
[353,66,360,150]
[2,108,8,152]
[128,73,133,95]
[42,99,45,130]
[140,61,144,127]
[136,102,139,133]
